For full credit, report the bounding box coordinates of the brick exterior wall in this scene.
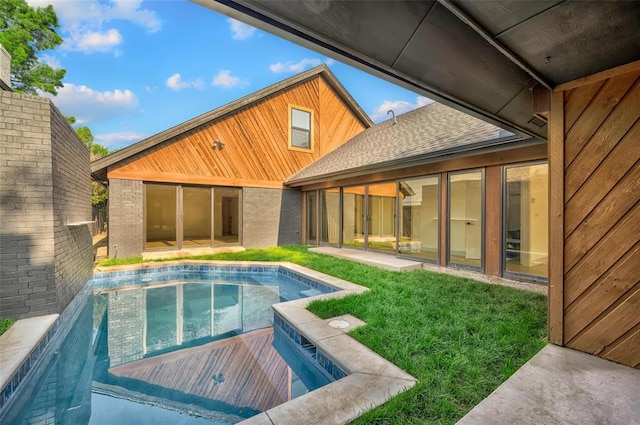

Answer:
[0,90,92,319]
[50,104,93,313]
[242,187,302,248]
[107,179,143,259]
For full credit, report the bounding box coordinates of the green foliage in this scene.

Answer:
[0,317,15,335]
[98,256,143,267]
[0,0,66,94]
[66,116,110,206]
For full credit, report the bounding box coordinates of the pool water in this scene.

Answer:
[11,269,335,425]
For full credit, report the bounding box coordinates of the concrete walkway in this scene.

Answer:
[309,246,422,272]
[457,344,640,425]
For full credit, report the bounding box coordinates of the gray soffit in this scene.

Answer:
[286,102,541,187]
[193,0,640,140]
[90,65,372,182]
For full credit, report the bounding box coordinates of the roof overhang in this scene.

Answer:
[286,136,546,188]
[193,0,640,140]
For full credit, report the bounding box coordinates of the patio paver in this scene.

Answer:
[309,246,422,272]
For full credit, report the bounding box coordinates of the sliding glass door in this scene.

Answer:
[145,184,241,251]
[183,186,212,247]
[367,182,397,252]
[319,188,340,245]
[145,184,177,249]
[398,176,440,261]
[448,170,483,270]
[504,163,548,280]
[342,186,366,248]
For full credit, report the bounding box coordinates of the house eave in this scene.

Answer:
[285,136,545,188]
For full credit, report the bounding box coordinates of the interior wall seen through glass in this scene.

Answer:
[505,163,549,278]
[448,171,483,268]
[183,187,211,247]
[214,188,240,244]
[367,182,397,252]
[342,186,366,248]
[145,184,177,249]
[320,189,340,245]
[399,176,439,261]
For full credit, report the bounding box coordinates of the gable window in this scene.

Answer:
[289,106,312,150]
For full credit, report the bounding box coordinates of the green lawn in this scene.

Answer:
[98,245,547,424]
[0,317,15,336]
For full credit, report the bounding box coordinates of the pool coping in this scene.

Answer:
[2,261,417,424]
[101,261,419,423]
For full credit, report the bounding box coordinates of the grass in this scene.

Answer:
[0,317,15,336]
[97,245,547,424]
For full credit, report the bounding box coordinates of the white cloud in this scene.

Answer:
[269,58,334,74]
[40,54,62,69]
[370,96,433,122]
[95,131,147,149]
[165,73,205,91]
[28,0,162,54]
[70,29,123,53]
[44,83,138,123]
[212,70,247,88]
[227,18,257,40]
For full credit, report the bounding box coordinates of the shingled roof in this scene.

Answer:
[286,102,531,186]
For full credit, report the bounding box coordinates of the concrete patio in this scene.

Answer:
[457,344,640,425]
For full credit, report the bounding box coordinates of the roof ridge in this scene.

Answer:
[91,65,370,177]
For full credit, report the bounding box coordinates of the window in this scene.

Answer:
[448,170,484,270]
[290,106,312,150]
[503,163,548,280]
[144,184,241,250]
[320,188,340,245]
[398,176,440,261]
[306,191,318,244]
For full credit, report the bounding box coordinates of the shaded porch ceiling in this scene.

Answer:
[193,0,640,139]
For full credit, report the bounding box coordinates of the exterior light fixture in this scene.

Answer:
[212,140,224,150]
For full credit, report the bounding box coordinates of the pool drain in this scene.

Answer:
[328,319,350,329]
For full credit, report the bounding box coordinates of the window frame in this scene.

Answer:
[501,160,549,284]
[288,104,314,152]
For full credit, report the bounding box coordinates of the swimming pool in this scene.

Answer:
[3,264,341,424]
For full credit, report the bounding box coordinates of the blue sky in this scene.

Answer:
[29,0,431,150]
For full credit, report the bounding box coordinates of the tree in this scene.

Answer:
[0,0,66,94]
[67,116,110,206]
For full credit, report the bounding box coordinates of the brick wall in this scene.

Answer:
[50,104,93,313]
[0,91,56,318]
[241,284,280,332]
[108,179,143,259]
[107,289,145,367]
[0,90,92,319]
[242,187,302,248]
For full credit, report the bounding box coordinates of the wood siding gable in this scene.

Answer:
[106,74,368,188]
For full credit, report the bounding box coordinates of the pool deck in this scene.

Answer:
[0,314,58,392]
[310,246,546,294]
[457,344,640,425]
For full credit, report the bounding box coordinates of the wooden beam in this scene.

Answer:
[548,90,565,345]
[107,169,287,189]
[484,166,502,277]
[439,172,448,266]
[554,59,640,92]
